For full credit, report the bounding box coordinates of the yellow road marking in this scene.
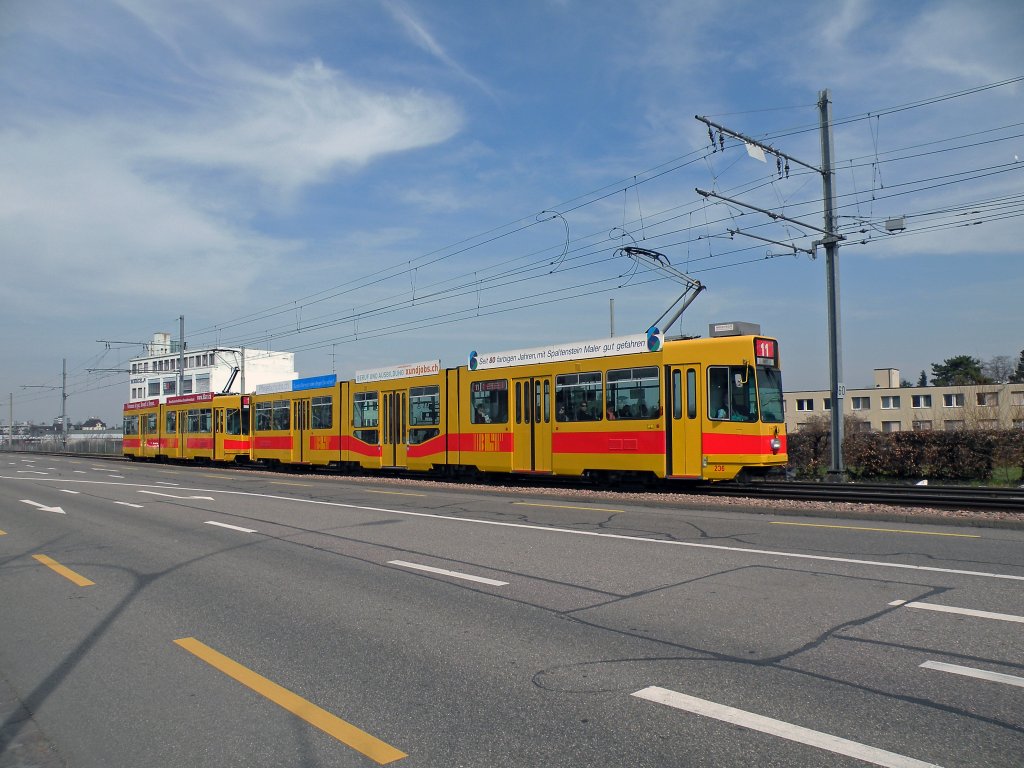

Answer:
[271,481,314,487]
[0,529,6,536]
[32,554,95,586]
[362,489,425,497]
[174,638,406,764]
[770,522,980,538]
[513,502,624,514]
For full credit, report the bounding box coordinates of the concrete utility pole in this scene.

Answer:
[696,88,847,480]
[7,392,11,450]
[178,315,186,396]
[818,90,845,480]
[61,358,68,450]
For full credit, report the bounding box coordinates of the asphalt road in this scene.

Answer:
[1,454,1021,767]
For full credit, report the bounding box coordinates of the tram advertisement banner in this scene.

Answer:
[469,332,662,371]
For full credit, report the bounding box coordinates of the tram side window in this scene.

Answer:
[255,402,272,431]
[311,396,333,430]
[353,391,379,444]
[199,408,212,433]
[687,369,697,419]
[708,366,758,422]
[186,409,201,433]
[471,380,508,424]
[409,386,440,426]
[606,366,660,420]
[146,413,158,433]
[409,386,440,445]
[555,372,602,422]
[226,408,241,436]
[166,411,177,433]
[124,415,139,435]
[272,400,290,431]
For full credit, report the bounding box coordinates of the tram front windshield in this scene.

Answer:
[756,366,784,423]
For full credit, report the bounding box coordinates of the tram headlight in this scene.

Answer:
[769,437,782,454]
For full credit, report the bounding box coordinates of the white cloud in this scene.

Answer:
[895,3,1024,83]
[380,0,499,102]
[138,59,463,197]
[0,122,289,315]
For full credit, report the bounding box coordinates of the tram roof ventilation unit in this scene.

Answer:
[709,321,761,338]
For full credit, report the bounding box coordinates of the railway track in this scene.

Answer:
[704,480,1024,513]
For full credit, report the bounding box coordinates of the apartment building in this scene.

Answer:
[784,368,1024,433]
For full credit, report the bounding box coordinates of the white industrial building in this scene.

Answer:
[127,332,296,404]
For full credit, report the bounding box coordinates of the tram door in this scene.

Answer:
[512,377,552,472]
[214,407,226,461]
[667,365,703,478]
[381,390,408,468]
[292,399,311,462]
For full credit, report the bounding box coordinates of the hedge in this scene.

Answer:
[787,428,1024,483]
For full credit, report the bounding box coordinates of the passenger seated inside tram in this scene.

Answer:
[475,404,491,423]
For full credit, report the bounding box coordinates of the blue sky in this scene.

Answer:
[2,0,1023,425]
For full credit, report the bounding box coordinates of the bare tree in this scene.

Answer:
[983,355,1014,384]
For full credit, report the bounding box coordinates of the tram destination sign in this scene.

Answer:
[469,332,663,371]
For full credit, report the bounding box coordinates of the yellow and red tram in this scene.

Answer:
[123,393,250,462]
[124,324,787,482]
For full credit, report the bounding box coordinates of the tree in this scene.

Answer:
[982,355,1014,384]
[917,370,928,387]
[1011,349,1024,384]
[930,355,989,386]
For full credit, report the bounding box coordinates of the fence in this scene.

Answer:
[1,435,123,456]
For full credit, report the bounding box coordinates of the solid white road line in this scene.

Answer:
[114,502,144,509]
[388,560,508,586]
[60,489,80,494]
[920,660,1024,689]
[138,490,214,500]
[5,478,1022,584]
[631,686,942,768]
[890,600,1024,624]
[205,521,257,533]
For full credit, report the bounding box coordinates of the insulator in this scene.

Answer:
[718,131,725,152]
